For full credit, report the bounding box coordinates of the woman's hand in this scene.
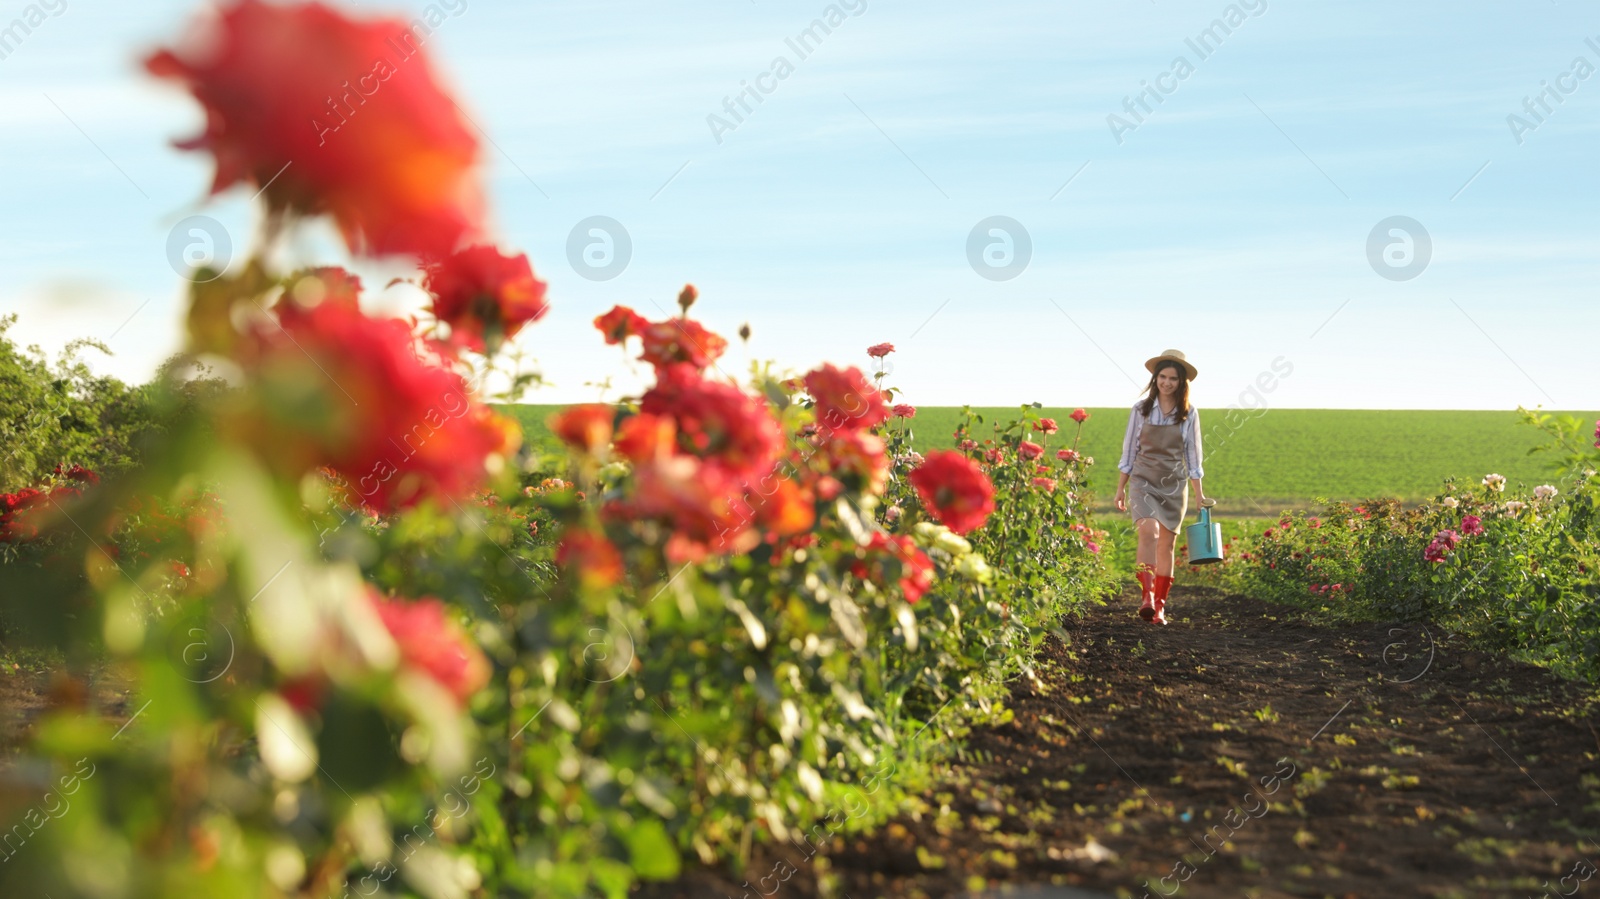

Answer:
[1114,486,1128,512]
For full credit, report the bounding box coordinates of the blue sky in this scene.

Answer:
[1,0,1596,412]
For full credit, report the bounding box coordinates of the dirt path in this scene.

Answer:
[644,586,1600,898]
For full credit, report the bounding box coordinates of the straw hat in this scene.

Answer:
[1144,349,1198,381]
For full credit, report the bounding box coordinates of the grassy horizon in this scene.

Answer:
[499,405,1598,513]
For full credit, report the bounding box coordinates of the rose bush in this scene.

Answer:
[0,3,1119,897]
[1189,409,1600,681]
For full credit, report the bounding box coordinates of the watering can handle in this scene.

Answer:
[1200,496,1217,508]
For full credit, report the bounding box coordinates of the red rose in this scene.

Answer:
[1018,440,1044,461]
[817,429,890,497]
[1056,449,1078,463]
[549,404,614,455]
[424,246,549,354]
[908,450,995,535]
[641,366,783,479]
[1070,409,1090,423]
[236,297,516,513]
[369,592,491,705]
[625,457,757,563]
[595,305,650,345]
[803,364,888,433]
[866,342,895,358]
[613,413,676,464]
[556,526,625,589]
[639,318,729,372]
[1035,418,1058,434]
[855,533,933,603]
[754,478,816,540]
[983,448,1005,466]
[146,1,483,258]
[892,404,917,419]
[1031,477,1057,492]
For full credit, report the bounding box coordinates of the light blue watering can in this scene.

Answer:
[1185,498,1224,565]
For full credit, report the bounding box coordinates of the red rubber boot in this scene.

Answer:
[1137,567,1156,622]
[1152,575,1173,625]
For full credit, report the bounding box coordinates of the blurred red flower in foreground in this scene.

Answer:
[238,297,516,512]
[908,450,995,535]
[804,364,888,432]
[369,592,490,705]
[424,245,549,353]
[549,404,615,455]
[145,0,483,258]
[556,526,625,590]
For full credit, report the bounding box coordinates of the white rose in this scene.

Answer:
[955,553,992,584]
[934,531,973,557]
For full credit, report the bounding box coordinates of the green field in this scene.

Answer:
[499,405,1598,514]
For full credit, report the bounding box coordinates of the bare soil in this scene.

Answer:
[639,586,1600,898]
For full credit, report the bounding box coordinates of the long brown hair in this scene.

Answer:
[1137,360,1191,422]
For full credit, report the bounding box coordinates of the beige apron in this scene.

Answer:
[1129,415,1189,532]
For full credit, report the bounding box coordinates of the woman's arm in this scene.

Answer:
[1115,406,1140,511]
[1186,407,1209,505]
[1117,405,1141,474]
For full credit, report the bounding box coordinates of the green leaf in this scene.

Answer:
[625,818,681,880]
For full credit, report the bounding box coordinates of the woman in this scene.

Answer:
[1113,349,1212,625]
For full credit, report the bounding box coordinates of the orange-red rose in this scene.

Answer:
[549,404,615,455]
[146,0,484,259]
[556,526,625,590]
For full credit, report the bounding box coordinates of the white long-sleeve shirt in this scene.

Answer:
[1117,401,1204,480]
